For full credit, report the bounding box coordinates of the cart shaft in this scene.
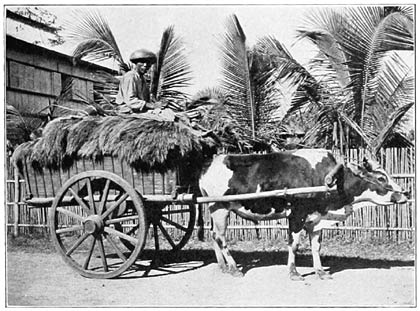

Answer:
[25,193,195,208]
[195,186,336,204]
[25,185,335,208]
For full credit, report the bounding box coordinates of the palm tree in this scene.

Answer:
[217,14,314,150]
[285,6,414,154]
[65,9,192,107]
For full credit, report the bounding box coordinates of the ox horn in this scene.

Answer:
[325,163,344,188]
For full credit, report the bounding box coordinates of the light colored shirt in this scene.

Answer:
[115,70,150,110]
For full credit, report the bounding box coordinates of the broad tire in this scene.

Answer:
[49,170,147,279]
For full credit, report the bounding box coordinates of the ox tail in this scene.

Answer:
[196,204,205,241]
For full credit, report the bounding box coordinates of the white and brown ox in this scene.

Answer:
[199,149,408,280]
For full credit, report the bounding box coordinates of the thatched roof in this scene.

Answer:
[12,113,218,172]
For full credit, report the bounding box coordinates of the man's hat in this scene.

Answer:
[129,49,157,64]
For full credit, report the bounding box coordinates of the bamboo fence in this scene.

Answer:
[6,147,415,242]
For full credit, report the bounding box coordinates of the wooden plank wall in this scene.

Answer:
[6,41,97,119]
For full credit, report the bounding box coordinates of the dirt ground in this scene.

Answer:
[6,236,416,307]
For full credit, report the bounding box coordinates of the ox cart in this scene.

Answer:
[12,115,340,279]
[16,154,338,279]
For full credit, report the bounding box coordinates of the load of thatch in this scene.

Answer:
[12,113,219,172]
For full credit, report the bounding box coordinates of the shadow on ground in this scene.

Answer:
[120,248,414,279]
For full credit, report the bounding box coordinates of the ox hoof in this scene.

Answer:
[289,272,305,281]
[220,265,243,277]
[231,270,244,278]
[219,265,229,274]
[316,270,332,280]
[226,267,243,277]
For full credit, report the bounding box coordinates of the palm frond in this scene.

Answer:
[6,105,28,129]
[64,9,129,72]
[219,14,255,139]
[253,36,297,77]
[375,51,413,110]
[288,55,343,115]
[302,106,336,148]
[396,5,414,17]
[373,102,414,154]
[359,51,413,144]
[379,7,414,50]
[6,105,44,145]
[251,42,283,132]
[151,25,193,103]
[341,7,413,127]
[92,70,120,105]
[297,8,351,88]
[254,36,323,124]
[338,111,372,148]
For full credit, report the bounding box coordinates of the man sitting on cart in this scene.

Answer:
[116,49,164,114]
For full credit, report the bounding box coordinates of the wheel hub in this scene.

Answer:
[83,215,104,234]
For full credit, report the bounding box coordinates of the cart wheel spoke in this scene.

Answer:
[101,193,129,220]
[104,232,127,262]
[56,207,85,222]
[83,236,96,270]
[97,235,108,272]
[99,179,111,215]
[111,222,139,252]
[153,224,160,251]
[66,232,90,256]
[105,215,139,225]
[56,225,84,234]
[86,178,96,214]
[158,223,176,249]
[104,226,138,245]
[155,204,196,252]
[160,216,188,232]
[68,188,91,215]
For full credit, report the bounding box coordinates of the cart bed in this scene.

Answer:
[20,156,178,201]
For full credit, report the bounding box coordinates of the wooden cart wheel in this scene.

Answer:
[49,170,147,279]
[116,202,196,252]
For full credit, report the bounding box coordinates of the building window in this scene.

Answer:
[61,73,73,98]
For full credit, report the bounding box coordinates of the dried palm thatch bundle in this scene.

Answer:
[66,117,102,157]
[29,117,78,168]
[12,113,218,172]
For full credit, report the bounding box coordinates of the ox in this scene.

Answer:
[199,149,408,280]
